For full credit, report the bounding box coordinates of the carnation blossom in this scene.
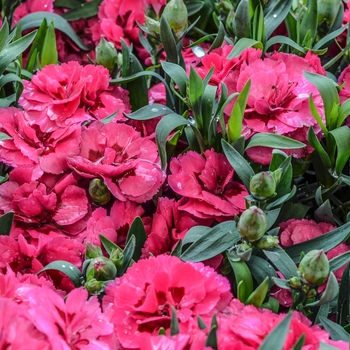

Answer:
[12,0,53,24]
[168,149,247,221]
[20,61,130,132]
[102,255,232,348]
[0,107,80,179]
[67,121,165,203]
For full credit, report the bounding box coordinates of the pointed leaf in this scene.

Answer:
[246,133,306,150]
[0,212,14,235]
[319,317,350,341]
[126,217,146,261]
[118,235,135,276]
[245,277,269,307]
[161,61,188,96]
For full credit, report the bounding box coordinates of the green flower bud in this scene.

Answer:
[84,278,106,295]
[250,171,276,199]
[96,38,118,71]
[237,206,267,242]
[145,16,160,36]
[162,0,188,39]
[89,179,111,205]
[110,248,124,270]
[86,257,117,282]
[85,243,103,259]
[287,276,302,290]
[298,250,330,286]
[256,235,279,250]
[317,0,341,26]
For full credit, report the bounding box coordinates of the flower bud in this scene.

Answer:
[250,171,277,199]
[298,250,330,286]
[162,0,188,39]
[237,206,267,242]
[317,0,341,26]
[145,16,160,36]
[84,278,106,295]
[96,38,118,71]
[256,235,279,250]
[89,179,111,205]
[86,257,117,282]
[110,248,124,270]
[287,276,302,290]
[85,243,103,259]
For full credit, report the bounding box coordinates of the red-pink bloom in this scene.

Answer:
[91,0,145,49]
[168,149,247,220]
[0,168,90,236]
[338,66,350,126]
[22,287,116,349]
[0,107,80,179]
[67,121,165,203]
[279,219,350,281]
[12,0,53,24]
[20,61,130,132]
[102,255,232,348]
[223,51,325,164]
[144,0,166,15]
[215,299,348,350]
[138,333,191,350]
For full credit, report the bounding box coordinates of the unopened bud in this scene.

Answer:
[162,0,188,39]
[317,0,341,26]
[237,206,267,242]
[250,171,278,199]
[298,250,330,286]
[256,235,279,250]
[89,178,111,205]
[84,278,105,295]
[287,276,302,290]
[145,16,160,36]
[96,38,118,71]
[86,257,117,282]
[85,243,103,259]
[110,248,124,270]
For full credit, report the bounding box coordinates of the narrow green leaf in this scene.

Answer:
[41,22,58,66]
[125,103,174,121]
[54,0,84,9]
[222,139,255,192]
[314,200,336,225]
[313,24,348,50]
[205,314,218,350]
[37,260,83,287]
[319,317,350,341]
[182,226,211,246]
[197,315,207,330]
[161,61,188,96]
[0,212,14,235]
[227,38,263,59]
[337,263,350,326]
[329,126,350,175]
[170,306,180,335]
[266,186,296,210]
[307,272,339,307]
[160,16,178,64]
[299,0,317,45]
[99,234,120,256]
[258,313,292,350]
[61,0,102,20]
[291,335,306,350]
[118,235,136,276]
[246,255,277,286]
[246,133,306,150]
[0,19,10,51]
[233,0,251,39]
[126,217,146,261]
[339,98,350,127]
[308,94,328,135]
[265,35,305,53]
[245,277,269,307]
[307,127,331,168]
[17,12,89,50]
[284,221,350,263]
[180,221,240,262]
[170,240,183,257]
[189,66,204,127]
[208,21,226,53]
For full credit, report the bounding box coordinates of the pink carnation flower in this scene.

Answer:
[67,121,165,203]
[102,255,232,348]
[0,107,80,179]
[279,218,350,281]
[12,0,53,24]
[0,168,90,236]
[168,149,247,220]
[20,61,130,132]
[224,51,325,164]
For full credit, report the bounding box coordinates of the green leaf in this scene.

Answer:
[307,127,331,168]
[161,61,188,96]
[208,21,226,53]
[313,24,348,50]
[329,126,350,175]
[319,343,345,350]
[308,94,327,135]
[299,0,317,45]
[284,221,350,263]
[266,186,296,210]
[245,277,269,307]
[227,38,263,59]
[233,0,251,39]
[222,139,255,192]
[155,113,192,169]
[291,335,306,350]
[54,0,84,9]
[118,235,135,276]
[61,0,102,20]
[339,98,350,127]
[304,72,339,125]
[182,226,211,246]
[307,272,339,307]
[189,66,204,127]
[314,200,336,225]
[170,306,180,335]
[319,317,350,341]
[263,246,298,279]
[337,263,350,326]
[197,315,207,330]
[99,234,120,256]
[227,257,254,303]
[0,19,10,51]
[37,260,83,287]
[265,35,305,53]
[17,12,89,50]
[126,217,146,261]
[264,0,293,39]
[258,313,292,350]
[0,212,14,235]
[125,103,174,121]
[246,255,277,287]
[0,30,37,76]
[160,16,178,64]
[180,221,240,262]
[170,240,183,257]
[41,22,58,66]
[246,133,306,150]
[205,314,218,350]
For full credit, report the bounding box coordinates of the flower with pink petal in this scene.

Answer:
[20,61,130,132]
[168,149,247,221]
[102,254,232,349]
[67,121,165,203]
[13,0,54,24]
